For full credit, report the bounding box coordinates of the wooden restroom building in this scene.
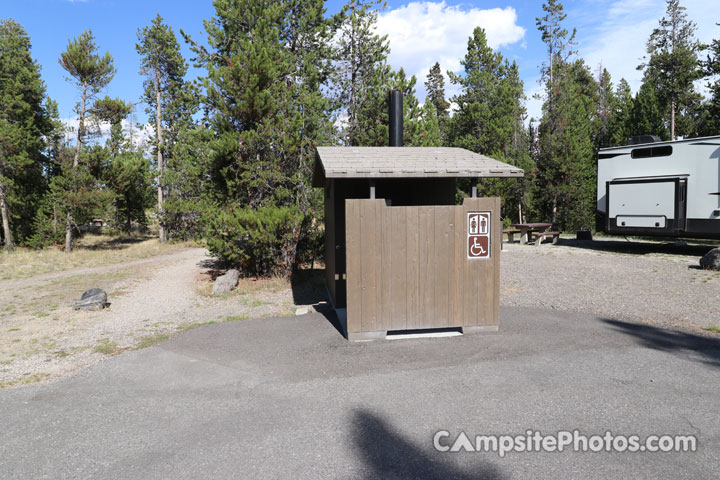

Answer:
[313,146,524,340]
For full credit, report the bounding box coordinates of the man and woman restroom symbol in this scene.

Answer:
[467,212,490,258]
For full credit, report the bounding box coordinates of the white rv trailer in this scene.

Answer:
[597,135,720,239]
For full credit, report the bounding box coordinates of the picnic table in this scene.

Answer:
[507,223,554,245]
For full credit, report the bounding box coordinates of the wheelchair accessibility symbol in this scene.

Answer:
[467,212,490,259]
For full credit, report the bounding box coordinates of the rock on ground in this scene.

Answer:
[212,269,240,295]
[72,288,108,311]
[700,247,720,270]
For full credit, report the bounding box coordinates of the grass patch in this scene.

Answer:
[0,372,50,389]
[241,297,272,308]
[705,326,720,334]
[135,333,172,350]
[8,328,20,332]
[94,339,122,355]
[134,315,252,351]
[0,233,195,281]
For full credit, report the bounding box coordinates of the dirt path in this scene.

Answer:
[1,247,306,388]
[0,249,198,307]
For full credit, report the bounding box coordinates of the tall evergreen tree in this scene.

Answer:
[92,96,151,232]
[593,67,615,149]
[334,0,391,146]
[137,14,188,243]
[609,78,634,145]
[386,68,440,146]
[58,30,115,252]
[628,79,669,140]
[448,28,524,157]
[535,1,595,230]
[186,0,337,276]
[404,100,443,147]
[0,20,51,251]
[699,24,720,136]
[424,62,449,140]
[535,60,597,230]
[93,96,132,158]
[536,0,576,94]
[639,0,702,139]
[448,27,531,220]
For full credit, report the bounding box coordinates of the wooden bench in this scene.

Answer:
[503,229,522,243]
[533,231,560,245]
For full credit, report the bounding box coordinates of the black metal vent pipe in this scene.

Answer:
[389,90,403,146]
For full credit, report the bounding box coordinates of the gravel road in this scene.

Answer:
[500,238,720,330]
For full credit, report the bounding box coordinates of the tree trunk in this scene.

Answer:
[73,84,87,169]
[155,72,166,243]
[670,99,676,141]
[551,195,558,223]
[0,183,15,252]
[65,213,73,253]
[518,201,524,224]
[67,83,87,253]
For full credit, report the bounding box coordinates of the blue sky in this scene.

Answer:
[2,0,718,130]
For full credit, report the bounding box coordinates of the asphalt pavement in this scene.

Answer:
[1,307,719,479]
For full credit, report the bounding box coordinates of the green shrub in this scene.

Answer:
[203,204,305,277]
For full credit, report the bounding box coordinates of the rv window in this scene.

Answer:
[631,145,672,158]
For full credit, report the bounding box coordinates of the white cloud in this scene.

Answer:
[61,117,154,152]
[375,1,526,102]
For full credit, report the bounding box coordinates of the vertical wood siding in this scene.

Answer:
[345,197,500,334]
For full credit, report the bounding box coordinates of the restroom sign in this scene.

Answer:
[467,212,490,259]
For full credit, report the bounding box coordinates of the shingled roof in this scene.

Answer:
[312,146,524,187]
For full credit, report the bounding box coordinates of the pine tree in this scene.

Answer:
[448,27,530,220]
[593,67,615,149]
[0,20,52,251]
[535,1,596,230]
[137,14,189,243]
[535,60,597,231]
[628,79,669,140]
[609,78,634,145]
[448,28,523,157]
[536,0,576,93]
[699,24,720,136]
[185,0,337,275]
[334,0,391,146]
[92,96,151,232]
[58,30,115,252]
[404,100,442,147]
[93,96,131,158]
[639,0,702,139]
[424,62,449,140]
[386,68,441,146]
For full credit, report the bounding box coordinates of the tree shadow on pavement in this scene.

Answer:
[352,409,504,480]
[600,318,720,368]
